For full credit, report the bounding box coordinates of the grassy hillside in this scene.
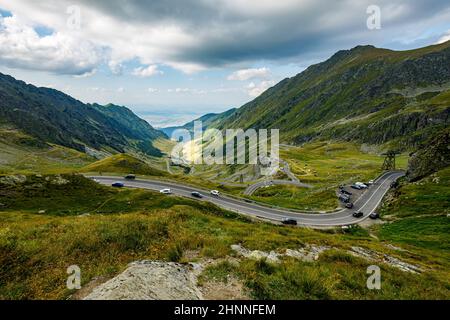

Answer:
[0,175,448,300]
[213,41,450,150]
[0,127,94,175]
[248,141,408,211]
[80,154,168,177]
[0,72,164,156]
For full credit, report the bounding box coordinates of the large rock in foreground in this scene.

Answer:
[84,261,203,300]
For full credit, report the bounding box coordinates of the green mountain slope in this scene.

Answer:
[214,41,450,150]
[0,73,165,156]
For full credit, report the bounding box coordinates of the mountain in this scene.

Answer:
[213,41,450,150]
[159,108,236,137]
[0,73,165,156]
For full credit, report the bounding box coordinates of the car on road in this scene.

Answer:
[111,182,124,188]
[210,190,220,197]
[282,218,298,225]
[160,188,172,195]
[191,191,203,198]
[345,202,354,209]
[369,212,380,220]
[352,211,363,218]
[125,174,136,180]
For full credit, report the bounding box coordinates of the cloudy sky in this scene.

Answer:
[1,1,450,127]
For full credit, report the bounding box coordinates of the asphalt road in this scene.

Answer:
[90,171,404,227]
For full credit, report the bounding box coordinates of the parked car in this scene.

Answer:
[368,179,374,185]
[356,182,368,189]
[351,184,363,190]
[191,191,203,198]
[159,188,172,195]
[111,182,124,188]
[339,194,350,203]
[210,190,220,197]
[352,211,364,218]
[282,218,298,225]
[125,174,136,180]
[341,189,352,196]
[345,202,354,209]
[369,212,380,220]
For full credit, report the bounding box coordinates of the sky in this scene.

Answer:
[0,0,450,127]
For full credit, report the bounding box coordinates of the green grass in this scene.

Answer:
[377,216,450,252]
[0,174,449,300]
[380,167,450,218]
[80,154,168,177]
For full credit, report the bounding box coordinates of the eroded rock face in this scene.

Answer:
[349,246,422,273]
[0,175,27,186]
[231,244,330,263]
[84,261,203,300]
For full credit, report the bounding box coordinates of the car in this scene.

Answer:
[356,182,368,189]
[339,194,350,203]
[282,218,298,225]
[191,191,203,198]
[369,212,380,220]
[368,179,374,185]
[111,182,124,188]
[210,190,220,197]
[351,184,363,190]
[125,174,136,180]
[341,189,352,196]
[345,202,354,209]
[352,211,364,218]
[160,188,172,195]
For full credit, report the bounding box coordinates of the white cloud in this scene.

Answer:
[117,87,124,93]
[227,67,270,81]
[0,1,449,75]
[0,14,102,75]
[436,30,450,44]
[246,80,275,97]
[148,87,159,93]
[132,65,163,77]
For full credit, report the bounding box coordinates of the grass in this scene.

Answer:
[377,216,450,252]
[0,174,449,300]
[80,154,168,177]
[379,167,450,219]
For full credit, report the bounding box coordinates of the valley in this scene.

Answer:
[0,41,449,301]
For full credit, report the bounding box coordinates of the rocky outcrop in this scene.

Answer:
[407,128,450,181]
[84,261,203,300]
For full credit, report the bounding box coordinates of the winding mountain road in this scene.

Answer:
[89,171,404,227]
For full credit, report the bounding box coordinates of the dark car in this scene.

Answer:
[341,190,352,196]
[112,182,124,188]
[125,174,136,180]
[352,211,363,218]
[369,212,380,220]
[282,218,298,225]
[345,202,354,209]
[339,194,350,203]
[191,191,203,198]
